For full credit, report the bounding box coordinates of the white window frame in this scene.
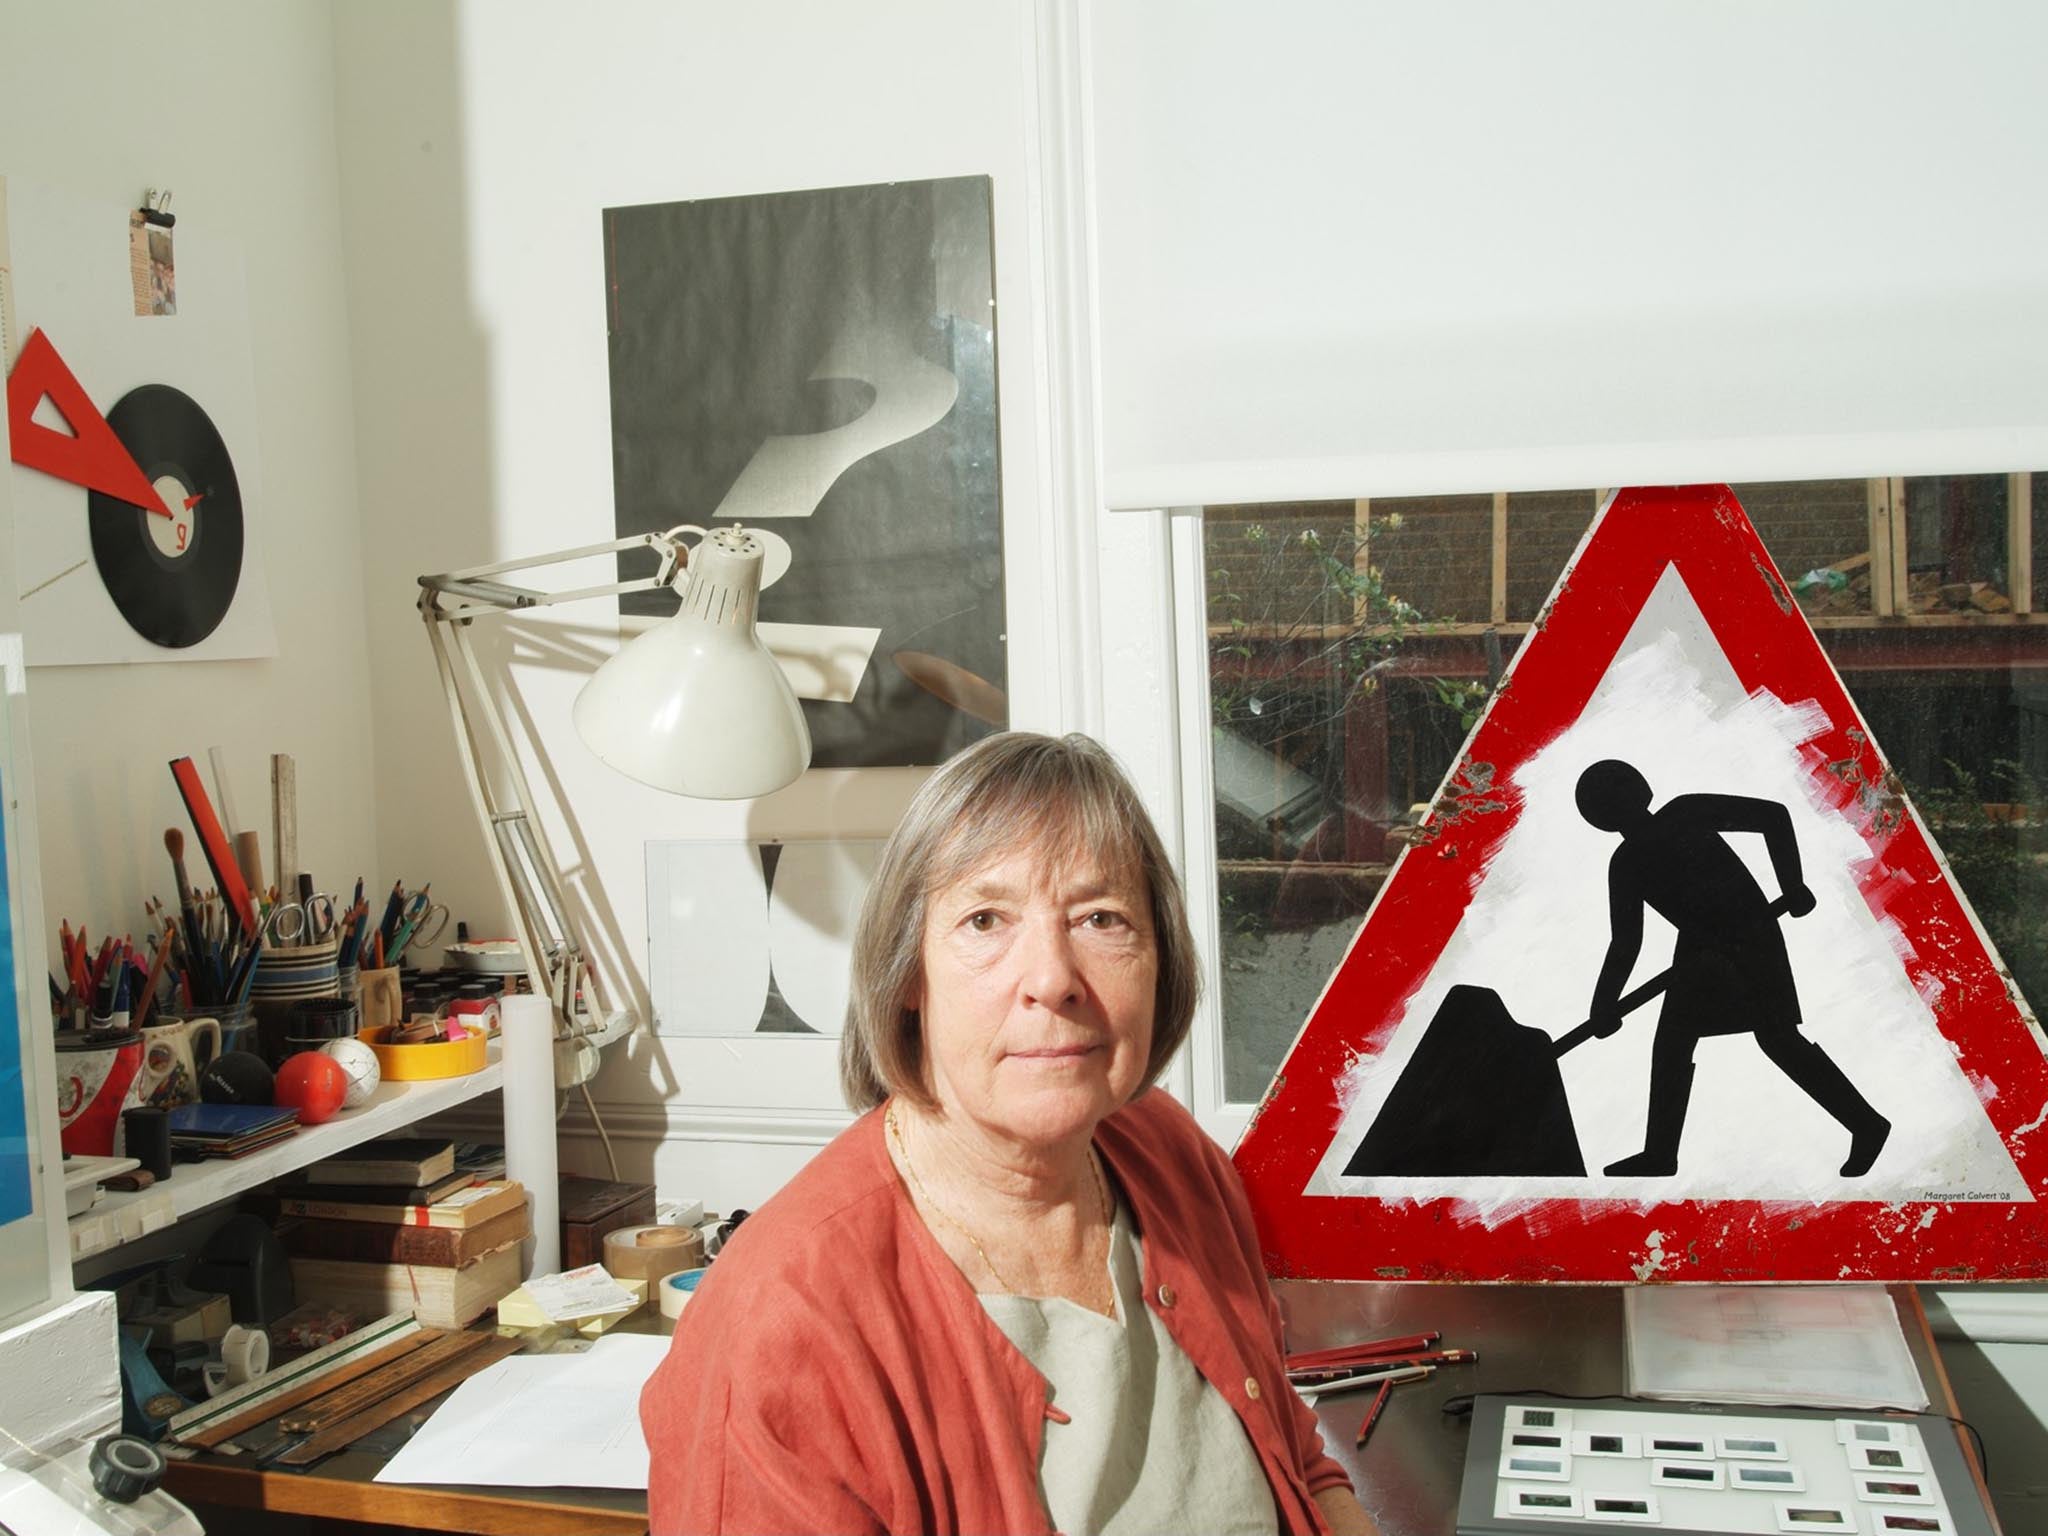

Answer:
[1151,475,2048,1146]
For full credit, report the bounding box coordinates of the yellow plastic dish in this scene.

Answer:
[358,1021,489,1080]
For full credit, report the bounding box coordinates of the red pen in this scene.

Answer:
[1354,1379,1394,1448]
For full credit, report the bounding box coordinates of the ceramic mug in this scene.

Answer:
[55,1028,144,1157]
[129,1016,223,1111]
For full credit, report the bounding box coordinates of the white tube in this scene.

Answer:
[500,994,560,1278]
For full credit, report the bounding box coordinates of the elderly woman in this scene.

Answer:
[642,732,1375,1536]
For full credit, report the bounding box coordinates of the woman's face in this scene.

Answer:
[914,841,1158,1153]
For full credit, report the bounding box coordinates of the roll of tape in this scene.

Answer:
[604,1223,704,1285]
[203,1325,270,1397]
[221,1323,269,1385]
[660,1266,709,1322]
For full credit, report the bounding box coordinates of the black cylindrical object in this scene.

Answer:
[121,1105,172,1180]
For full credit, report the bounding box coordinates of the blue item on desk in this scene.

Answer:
[116,1326,188,1441]
[165,1103,295,1138]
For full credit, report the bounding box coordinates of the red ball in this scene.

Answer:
[274,1051,350,1125]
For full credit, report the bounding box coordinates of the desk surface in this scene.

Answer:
[168,1436,646,1535]
[169,1284,1988,1536]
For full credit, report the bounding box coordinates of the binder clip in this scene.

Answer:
[140,188,175,230]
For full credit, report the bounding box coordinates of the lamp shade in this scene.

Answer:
[573,527,811,798]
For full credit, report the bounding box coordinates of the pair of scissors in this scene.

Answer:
[262,892,343,947]
[387,892,451,965]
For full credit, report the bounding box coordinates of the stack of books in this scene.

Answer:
[270,1140,527,1329]
[167,1102,300,1159]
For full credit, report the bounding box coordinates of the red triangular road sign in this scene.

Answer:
[1234,484,2048,1282]
[6,327,171,519]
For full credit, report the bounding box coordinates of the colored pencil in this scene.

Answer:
[376,880,405,949]
[1286,1332,1439,1370]
[1354,1379,1394,1448]
[1296,1364,1433,1403]
[1289,1349,1476,1384]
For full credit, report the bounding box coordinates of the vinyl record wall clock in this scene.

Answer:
[7,328,242,648]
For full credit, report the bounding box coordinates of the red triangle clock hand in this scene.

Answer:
[6,327,174,520]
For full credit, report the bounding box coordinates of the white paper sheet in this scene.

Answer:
[1624,1285,1928,1411]
[374,1333,670,1489]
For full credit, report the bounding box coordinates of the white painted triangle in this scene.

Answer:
[1310,563,2028,1218]
[29,391,73,434]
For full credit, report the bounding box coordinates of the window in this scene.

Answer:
[1200,478,2048,1106]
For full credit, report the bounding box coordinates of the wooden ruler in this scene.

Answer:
[180,1329,438,1452]
[271,753,297,892]
[278,1327,498,1434]
[276,1332,523,1467]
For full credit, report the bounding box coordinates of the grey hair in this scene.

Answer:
[840,731,1200,1112]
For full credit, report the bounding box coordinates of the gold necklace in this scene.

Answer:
[887,1100,1114,1310]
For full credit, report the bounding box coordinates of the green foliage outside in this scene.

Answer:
[1911,757,2048,1016]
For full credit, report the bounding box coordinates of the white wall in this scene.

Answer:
[0,1,378,941]
[331,0,1065,1208]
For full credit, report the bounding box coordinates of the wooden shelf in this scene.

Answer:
[69,1042,504,1262]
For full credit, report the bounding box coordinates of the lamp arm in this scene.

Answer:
[418,528,698,623]
[415,527,690,1041]
[422,613,566,1009]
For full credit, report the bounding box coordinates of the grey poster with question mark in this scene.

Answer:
[602,176,1007,768]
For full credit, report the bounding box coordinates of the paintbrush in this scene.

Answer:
[165,828,206,971]
[134,922,176,1029]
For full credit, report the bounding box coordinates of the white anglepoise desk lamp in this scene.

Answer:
[419,521,809,1021]
[418,524,808,1262]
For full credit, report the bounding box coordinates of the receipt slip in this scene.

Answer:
[497,1263,647,1338]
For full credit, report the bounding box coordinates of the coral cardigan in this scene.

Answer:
[641,1089,1352,1535]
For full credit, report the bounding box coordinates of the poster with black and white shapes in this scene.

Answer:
[1235,486,2048,1283]
[646,838,884,1036]
[603,177,1005,768]
[4,178,275,665]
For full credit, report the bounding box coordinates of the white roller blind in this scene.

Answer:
[1088,2,2048,507]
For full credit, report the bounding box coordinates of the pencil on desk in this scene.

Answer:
[1290,1348,1477,1384]
[1355,1378,1394,1448]
[1296,1363,1433,1404]
[1287,1332,1439,1371]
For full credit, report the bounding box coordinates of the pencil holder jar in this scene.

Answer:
[358,967,402,1030]
[159,1000,256,1058]
[250,934,341,1000]
[251,936,341,1065]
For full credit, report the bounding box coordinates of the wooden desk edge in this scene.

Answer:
[1898,1283,2005,1536]
[166,1458,648,1536]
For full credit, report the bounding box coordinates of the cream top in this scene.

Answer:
[979,1196,1281,1536]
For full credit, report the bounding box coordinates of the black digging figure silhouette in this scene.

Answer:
[1576,759,1891,1179]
